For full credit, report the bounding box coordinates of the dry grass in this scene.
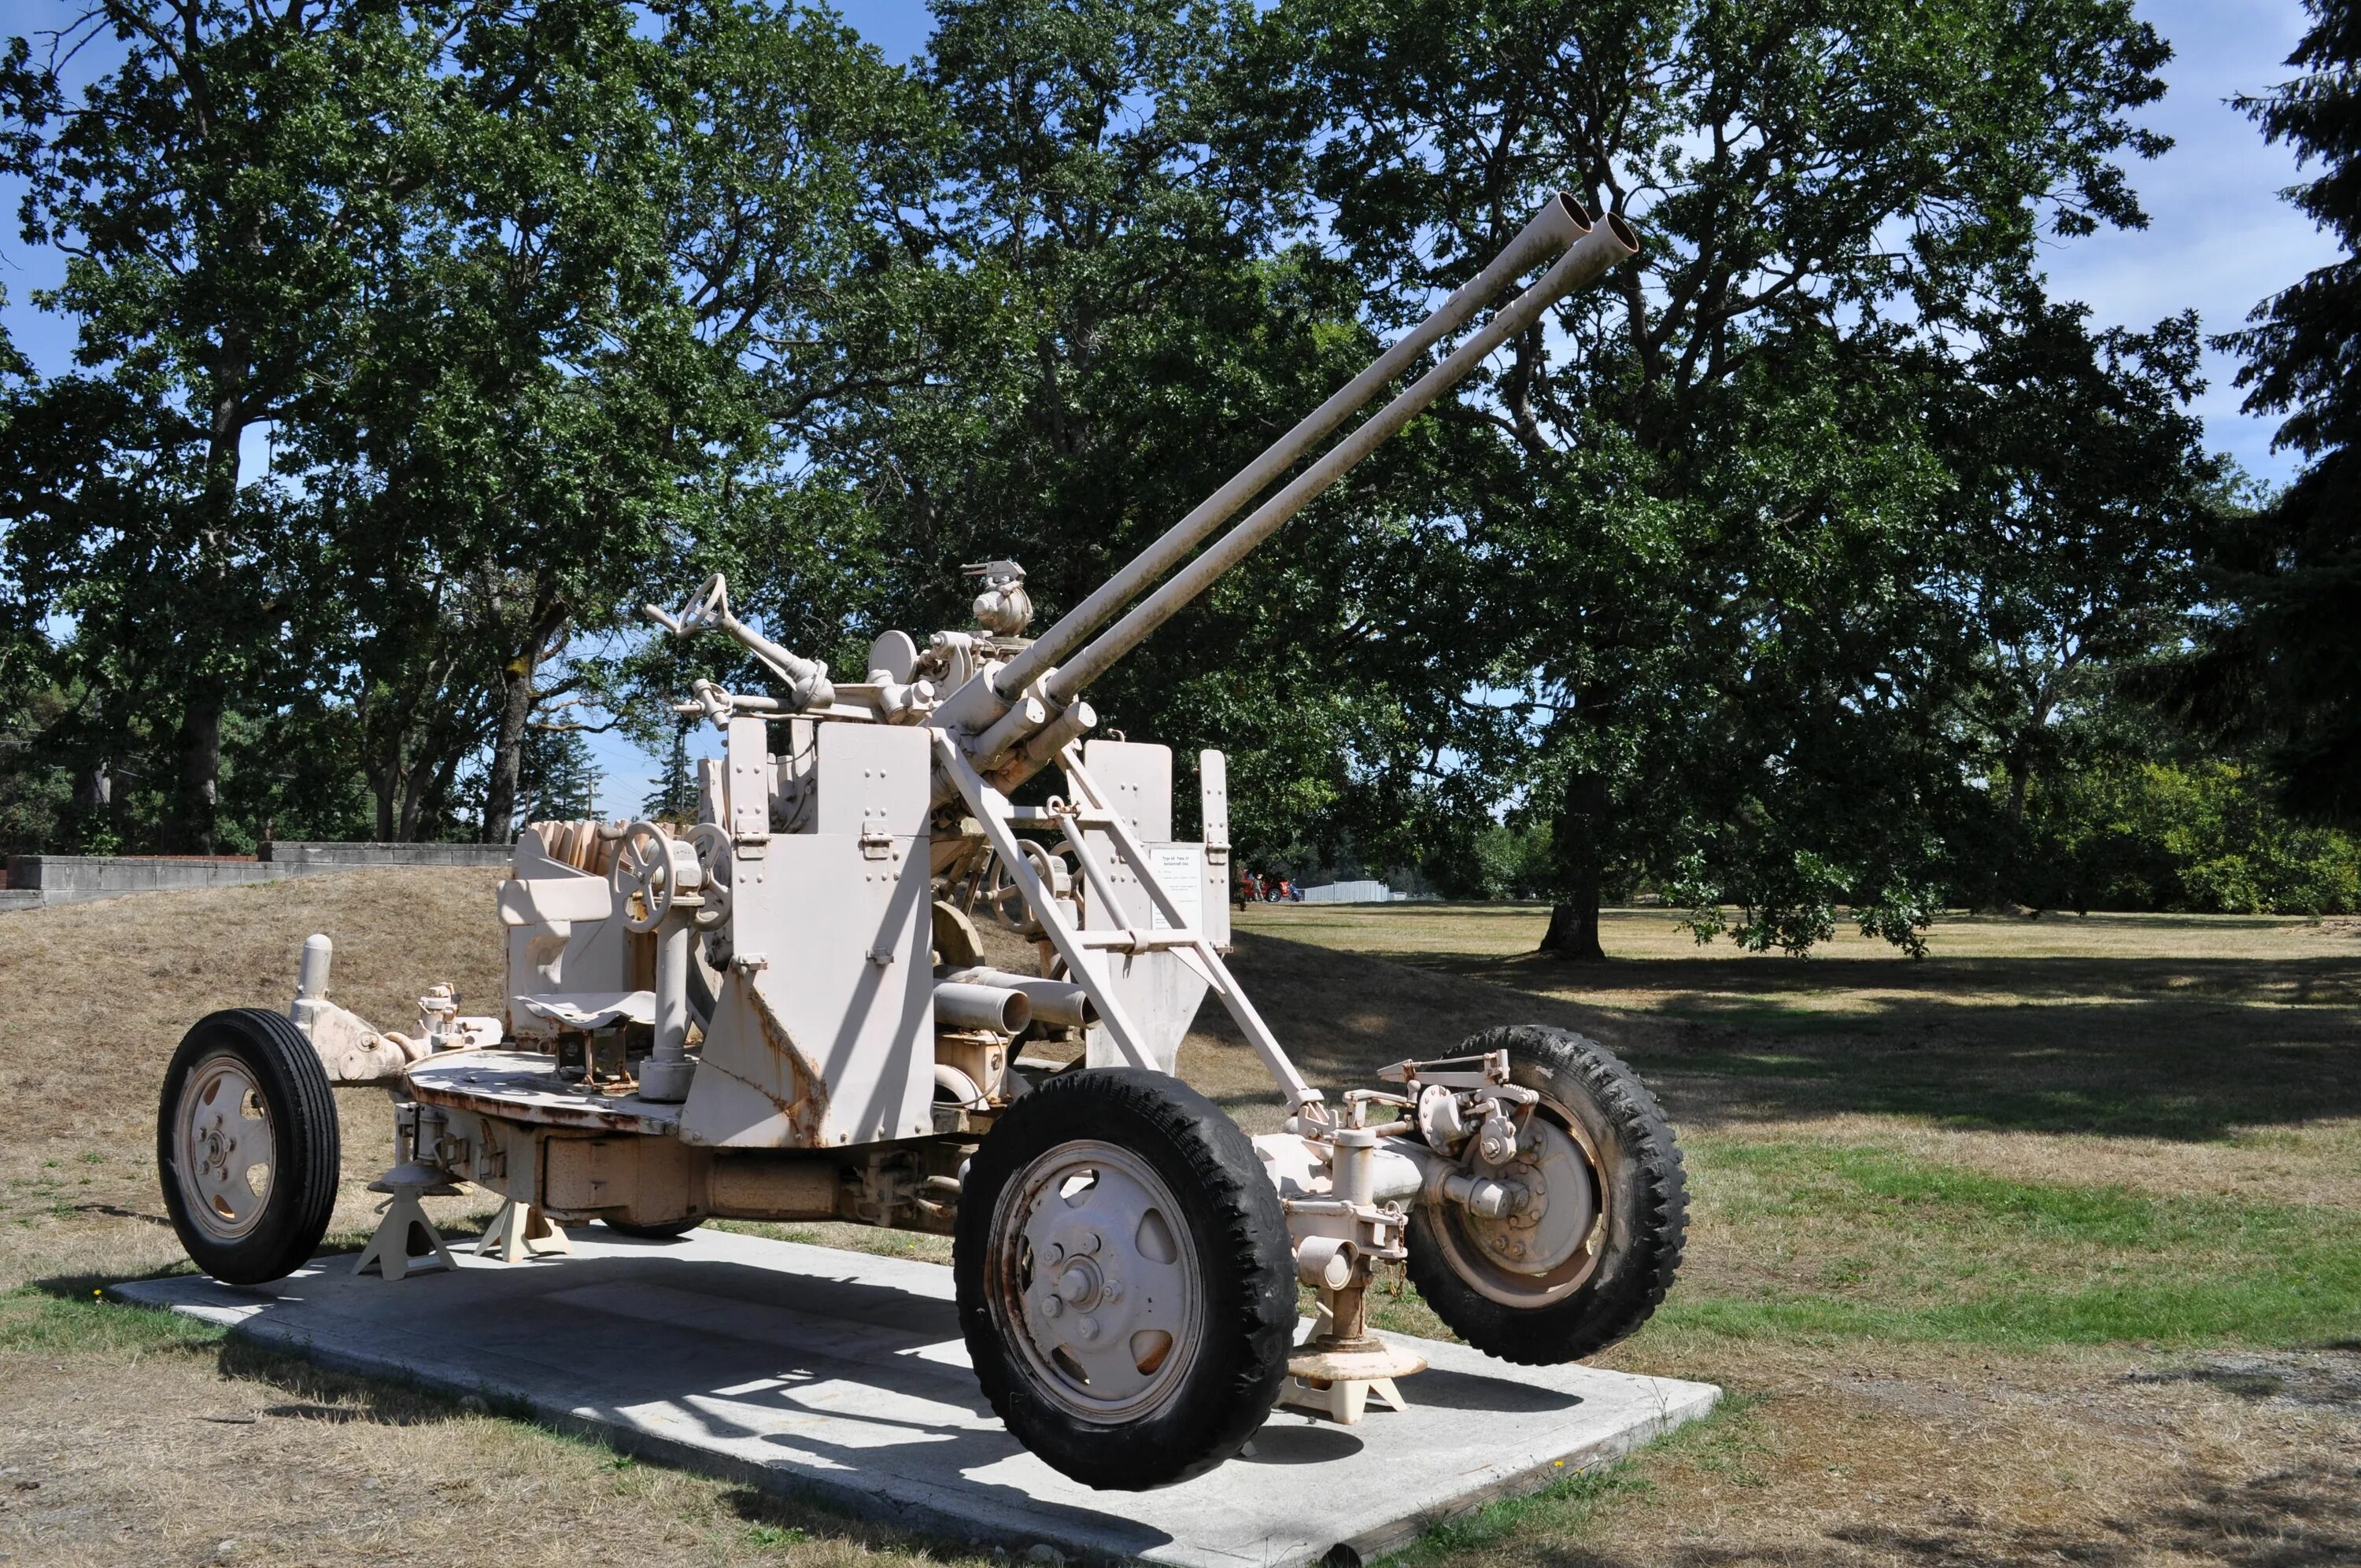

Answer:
[1240,901,2361,1179]
[1233,900,2361,1565]
[0,1299,987,1568]
[0,869,512,1295]
[0,880,2356,1565]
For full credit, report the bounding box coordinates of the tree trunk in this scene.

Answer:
[485,571,566,843]
[1536,769,1609,961]
[484,653,536,842]
[397,776,424,842]
[172,692,224,854]
[372,772,397,843]
[1538,895,1606,961]
[182,341,248,859]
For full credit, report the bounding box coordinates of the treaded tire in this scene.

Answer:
[600,1216,703,1240]
[157,1007,342,1286]
[1407,1024,1686,1364]
[955,1068,1293,1489]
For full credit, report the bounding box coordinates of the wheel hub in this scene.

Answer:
[173,1053,276,1243]
[1469,1116,1595,1275]
[996,1141,1204,1422]
[1435,1101,1606,1308]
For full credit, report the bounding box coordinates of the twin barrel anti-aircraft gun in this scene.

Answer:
[157,194,1688,1490]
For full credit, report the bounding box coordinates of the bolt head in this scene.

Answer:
[1077,1315,1099,1342]
[1101,1279,1121,1304]
[1041,1294,1064,1319]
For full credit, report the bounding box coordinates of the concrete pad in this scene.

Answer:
[114,1228,1719,1568]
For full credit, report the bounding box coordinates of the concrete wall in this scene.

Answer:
[4,841,516,909]
[265,841,513,871]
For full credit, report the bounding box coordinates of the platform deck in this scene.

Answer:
[114,1228,1719,1568]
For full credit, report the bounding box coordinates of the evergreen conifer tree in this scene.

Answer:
[2197,0,2361,821]
[642,725,696,824]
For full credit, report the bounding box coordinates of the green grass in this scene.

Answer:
[1671,1139,2361,1348]
[742,1523,809,1548]
[1377,1395,1764,1566]
[708,1217,954,1263]
[716,1141,2361,1353]
[0,1286,226,1356]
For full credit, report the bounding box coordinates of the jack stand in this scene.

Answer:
[475,1197,571,1263]
[1280,1285,1425,1426]
[354,1160,464,1281]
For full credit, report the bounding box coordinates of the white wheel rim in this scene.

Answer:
[173,1052,277,1243]
[1432,1097,1605,1308]
[991,1141,1205,1423]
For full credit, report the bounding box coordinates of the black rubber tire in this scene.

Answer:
[955,1068,1294,1490]
[157,1008,342,1286]
[1407,1024,1687,1364]
[599,1216,704,1240]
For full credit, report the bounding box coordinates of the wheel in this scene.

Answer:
[157,1008,342,1286]
[599,1216,703,1240]
[1406,1024,1686,1364]
[954,1068,1293,1489]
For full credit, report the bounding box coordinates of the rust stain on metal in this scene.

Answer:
[408,1079,660,1134]
[746,980,829,1142]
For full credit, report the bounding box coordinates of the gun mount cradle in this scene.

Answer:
[153,194,1688,1490]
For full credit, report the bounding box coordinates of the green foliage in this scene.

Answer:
[2019,756,2361,916]
[0,0,918,849]
[1262,0,2216,954]
[0,0,2305,956]
[1427,821,1554,902]
[2171,2,2361,826]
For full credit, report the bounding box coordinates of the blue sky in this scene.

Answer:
[0,0,2341,815]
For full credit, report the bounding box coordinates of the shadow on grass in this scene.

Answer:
[1823,1455,2361,1568]
[17,1268,986,1565]
[1206,934,2361,1142]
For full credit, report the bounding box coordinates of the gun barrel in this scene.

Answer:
[1044,212,1639,707]
[985,191,1598,708]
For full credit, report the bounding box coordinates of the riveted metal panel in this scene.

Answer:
[1198,749,1229,847]
[727,715,770,847]
[816,722,932,838]
[678,826,936,1149]
[1083,740,1172,842]
[1199,749,1231,947]
[1080,837,1210,1073]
